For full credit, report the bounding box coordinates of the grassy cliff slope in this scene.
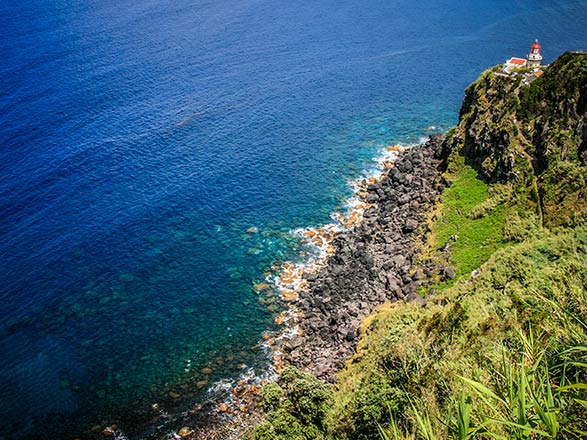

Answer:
[247,52,587,440]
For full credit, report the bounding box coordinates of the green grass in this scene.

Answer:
[333,226,587,440]
[429,161,506,286]
[249,156,587,440]
[249,193,587,440]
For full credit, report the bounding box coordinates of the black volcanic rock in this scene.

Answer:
[281,135,448,381]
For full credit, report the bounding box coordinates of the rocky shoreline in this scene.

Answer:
[130,135,451,440]
[275,134,450,382]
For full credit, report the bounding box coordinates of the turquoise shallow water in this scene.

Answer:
[2,0,587,438]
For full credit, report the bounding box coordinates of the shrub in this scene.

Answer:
[250,367,333,440]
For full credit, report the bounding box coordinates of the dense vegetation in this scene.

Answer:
[247,52,587,439]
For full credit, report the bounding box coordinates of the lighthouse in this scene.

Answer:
[526,39,543,68]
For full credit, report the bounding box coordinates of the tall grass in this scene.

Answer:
[378,335,587,440]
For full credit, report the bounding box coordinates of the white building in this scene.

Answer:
[502,39,543,73]
[503,57,527,73]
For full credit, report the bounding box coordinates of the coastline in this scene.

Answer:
[156,52,587,440]
[193,135,450,440]
[98,135,450,440]
[269,134,449,382]
[175,135,449,440]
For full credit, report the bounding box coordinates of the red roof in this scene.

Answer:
[531,40,541,50]
[509,57,526,65]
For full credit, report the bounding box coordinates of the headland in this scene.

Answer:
[247,50,587,440]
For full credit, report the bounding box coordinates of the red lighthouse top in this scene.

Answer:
[531,40,541,50]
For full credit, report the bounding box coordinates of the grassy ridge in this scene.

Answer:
[247,53,587,440]
[326,148,587,439]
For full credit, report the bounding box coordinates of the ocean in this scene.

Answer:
[2,0,587,438]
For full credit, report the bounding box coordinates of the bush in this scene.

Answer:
[342,377,405,440]
[250,367,333,440]
[503,210,539,242]
[259,381,283,410]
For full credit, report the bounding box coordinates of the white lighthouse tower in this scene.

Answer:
[526,39,543,68]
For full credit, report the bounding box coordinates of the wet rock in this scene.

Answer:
[178,427,194,438]
[253,282,271,292]
[102,425,117,436]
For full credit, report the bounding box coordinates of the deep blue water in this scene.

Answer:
[2,0,587,438]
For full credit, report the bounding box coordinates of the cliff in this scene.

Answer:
[447,51,587,227]
[246,52,587,440]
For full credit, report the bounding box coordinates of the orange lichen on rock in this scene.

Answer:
[178,427,194,438]
[281,290,298,302]
[275,312,289,325]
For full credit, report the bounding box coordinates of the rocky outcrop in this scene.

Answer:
[445,67,525,182]
[519,52,587,172]
[281,135,449,381]
[445,51,587,227]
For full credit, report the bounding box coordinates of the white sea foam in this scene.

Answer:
[260,141,412,375]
